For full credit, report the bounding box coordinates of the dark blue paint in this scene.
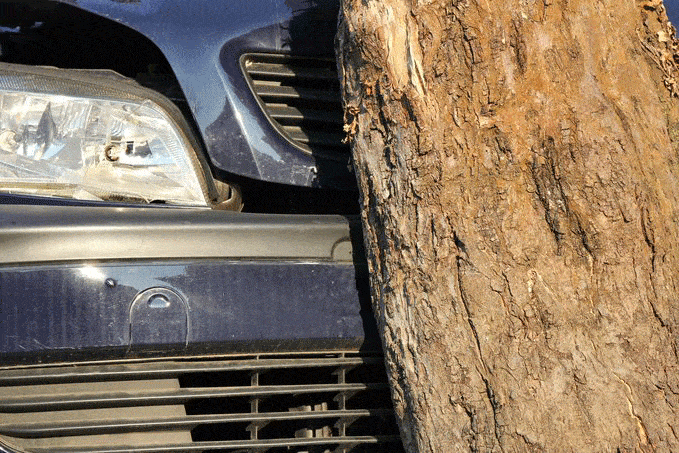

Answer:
[51,0,352,189]
[0,260,376,364]
[130,287,189,346]
[667,0,679,30]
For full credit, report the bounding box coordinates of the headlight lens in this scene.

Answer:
[0,64,214,207]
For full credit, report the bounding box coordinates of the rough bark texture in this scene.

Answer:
[336,0,679,451]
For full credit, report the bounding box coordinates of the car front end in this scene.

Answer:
[0,1,404,451]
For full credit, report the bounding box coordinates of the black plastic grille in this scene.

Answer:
[0,353,404,453]
[241,54,350,161]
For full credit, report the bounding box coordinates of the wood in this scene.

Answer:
[336,0,679,451]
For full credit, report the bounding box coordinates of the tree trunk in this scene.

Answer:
[336,0,679,451]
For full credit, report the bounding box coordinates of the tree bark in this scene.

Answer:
[336,0,679,451]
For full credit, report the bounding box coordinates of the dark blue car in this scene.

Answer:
[0,1,404,452]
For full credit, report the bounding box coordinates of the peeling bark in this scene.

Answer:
[336,0,679,451]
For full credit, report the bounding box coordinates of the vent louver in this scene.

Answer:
[0,353,404,453]
[241,54,350,161]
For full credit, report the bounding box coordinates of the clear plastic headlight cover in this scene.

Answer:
[0,63,213,206]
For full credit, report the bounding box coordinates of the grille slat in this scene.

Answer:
[245,61,338,81]
[0,357,380,386]
[266,105,343,125]
[282,125,345,148]
[0,383,383,412]
[241,54,350,161]
[1,409,389,438]
[253,81,341,103]
[0,354,404,453]
[25,435,402,453]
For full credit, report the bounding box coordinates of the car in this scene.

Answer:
[668,0,679,28]
[0,1,404,452]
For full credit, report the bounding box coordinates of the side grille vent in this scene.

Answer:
[241,54,350,161]
[0,353,404,453]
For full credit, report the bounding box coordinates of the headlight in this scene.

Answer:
[0,63,227,208]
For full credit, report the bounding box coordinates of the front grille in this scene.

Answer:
[241,54,349,161]
[0,353,404,453]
